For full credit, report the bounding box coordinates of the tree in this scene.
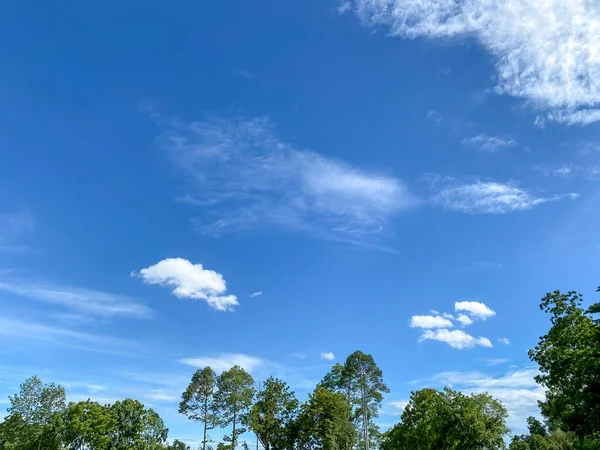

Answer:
[322,351,389,450]
[2,376,66,450]
[508,416,576,450]
[248,377,299,450]
[170,440,190,450]
[61,400,114,450]
[214,366,256,450]
[180,367,219,450]
[297,386,356,450]
[528,289,600,439]
[381,388,508,450]
[110,399,168,449]
[8,376,66,427]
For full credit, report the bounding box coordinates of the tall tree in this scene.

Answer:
[214,366,256,450]
[61,400,114,450]
[179,367,219,450]
[110,398,168,449]
[342,351,389,450]
[8,376,66,427]
[248,377,299,450]
[382,388,508,450]
[528,289,600,439]
[508,416,576,450]
[297,386,356,450]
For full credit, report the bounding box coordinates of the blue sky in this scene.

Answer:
[1,0,600,445]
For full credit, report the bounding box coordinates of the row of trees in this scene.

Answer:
[178,351,389,450]
[1,286,599,449]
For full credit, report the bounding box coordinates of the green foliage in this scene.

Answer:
[382,387,509,450]
[214,366,256,450]
[297,386,356,450]
[528,290,600,438]
[61,400,114,449]
[179,366,219,450]
[248,377,299,450]
[110,399,168,449]
[8,376,66,427]
[170,440,190,450]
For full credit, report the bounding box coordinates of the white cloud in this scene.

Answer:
[249,291,263,298]
[455,301,496,320]
[410,314,454,329]
[456,313,474,326]
[427,368,545,430]
[337,1,352,14]
[178,353,265,373]
[0,281,153,319]
[432,177,578,214]
[462,134,518,152]
[498,337,511,345]
[290,352,307,359]
[158,115,415,242]
[389,400,409,412]
[134,257,239,312]
[320,352,335,360]
[0,211,34,253]
[349,0,600,125]
[481,358,511,366]
[419,329,493,349]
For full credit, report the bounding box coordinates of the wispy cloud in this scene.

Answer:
[134,257,238,312]
[177,353,266,373]
[249,291,263,298]
[348,0,600,125]
[0,211,34,253]
[480,358,511,366]
[0,280,153,319]
[431,176,578,214]
[498,337,511,345]
[156,115,415,243]
[320,352,335,361]
[232,69,256,79]
[461,134,518,153]
[419,329,493,350]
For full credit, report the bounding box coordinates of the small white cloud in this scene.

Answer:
[480,358,510,366]
[462,134,518,152]
[410,314,454,329]
[455,301,496,320]
[456,314,474,326]
[432,177,577,214]
[442,312,455,319]
[320,352,335,361]
[419,329,493,350]
[337,1,351,14]
[178,353,264,373]
[146,390,179,402]
[290,352,307,359]
[134,258,239,312]
[249,291,263,298]
[498,337,511,345]
[389,400,409,412]
[427,110,443,124]
[430,309,439,315]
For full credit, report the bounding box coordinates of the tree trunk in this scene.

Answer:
[361,373,369,450]
[203,396,208,450]
[232,406,237,450]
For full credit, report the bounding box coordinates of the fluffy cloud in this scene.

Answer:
[456,314,474,326]
[134,258,238,312]
[320,352,336,361]
[498,337,511,345]
[410,315,454,329]
[419,329,493,350]
[389,400,409,412]
[432,177,578,214]
[347,0,600,125]
[455,301,496,320]
[0,281,153,319]
[461,134,518,152]
[159,115,415,242]
[178,353,265,373]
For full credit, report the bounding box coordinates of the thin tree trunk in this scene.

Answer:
[361,373,369,450]
[232,407,237,450]
[203,396,208,450]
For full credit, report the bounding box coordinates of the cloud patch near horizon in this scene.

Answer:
[346,0,600,126]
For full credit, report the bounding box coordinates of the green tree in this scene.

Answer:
[61,400,114,450]
[322,351,389,450]
[170,440,190,450]
[297,386,356,450]
[110,399,168,449]
[509,416,576,450]
[180,367,219,450]
[382,388,508,450]
[8,376,66,427]
[528,289,600,439]
[248,377,299,450]
[214,366,256,450]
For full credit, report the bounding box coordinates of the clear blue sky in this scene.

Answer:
[1,0,599,445]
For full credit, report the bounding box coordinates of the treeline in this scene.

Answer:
[1,287,599,449]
